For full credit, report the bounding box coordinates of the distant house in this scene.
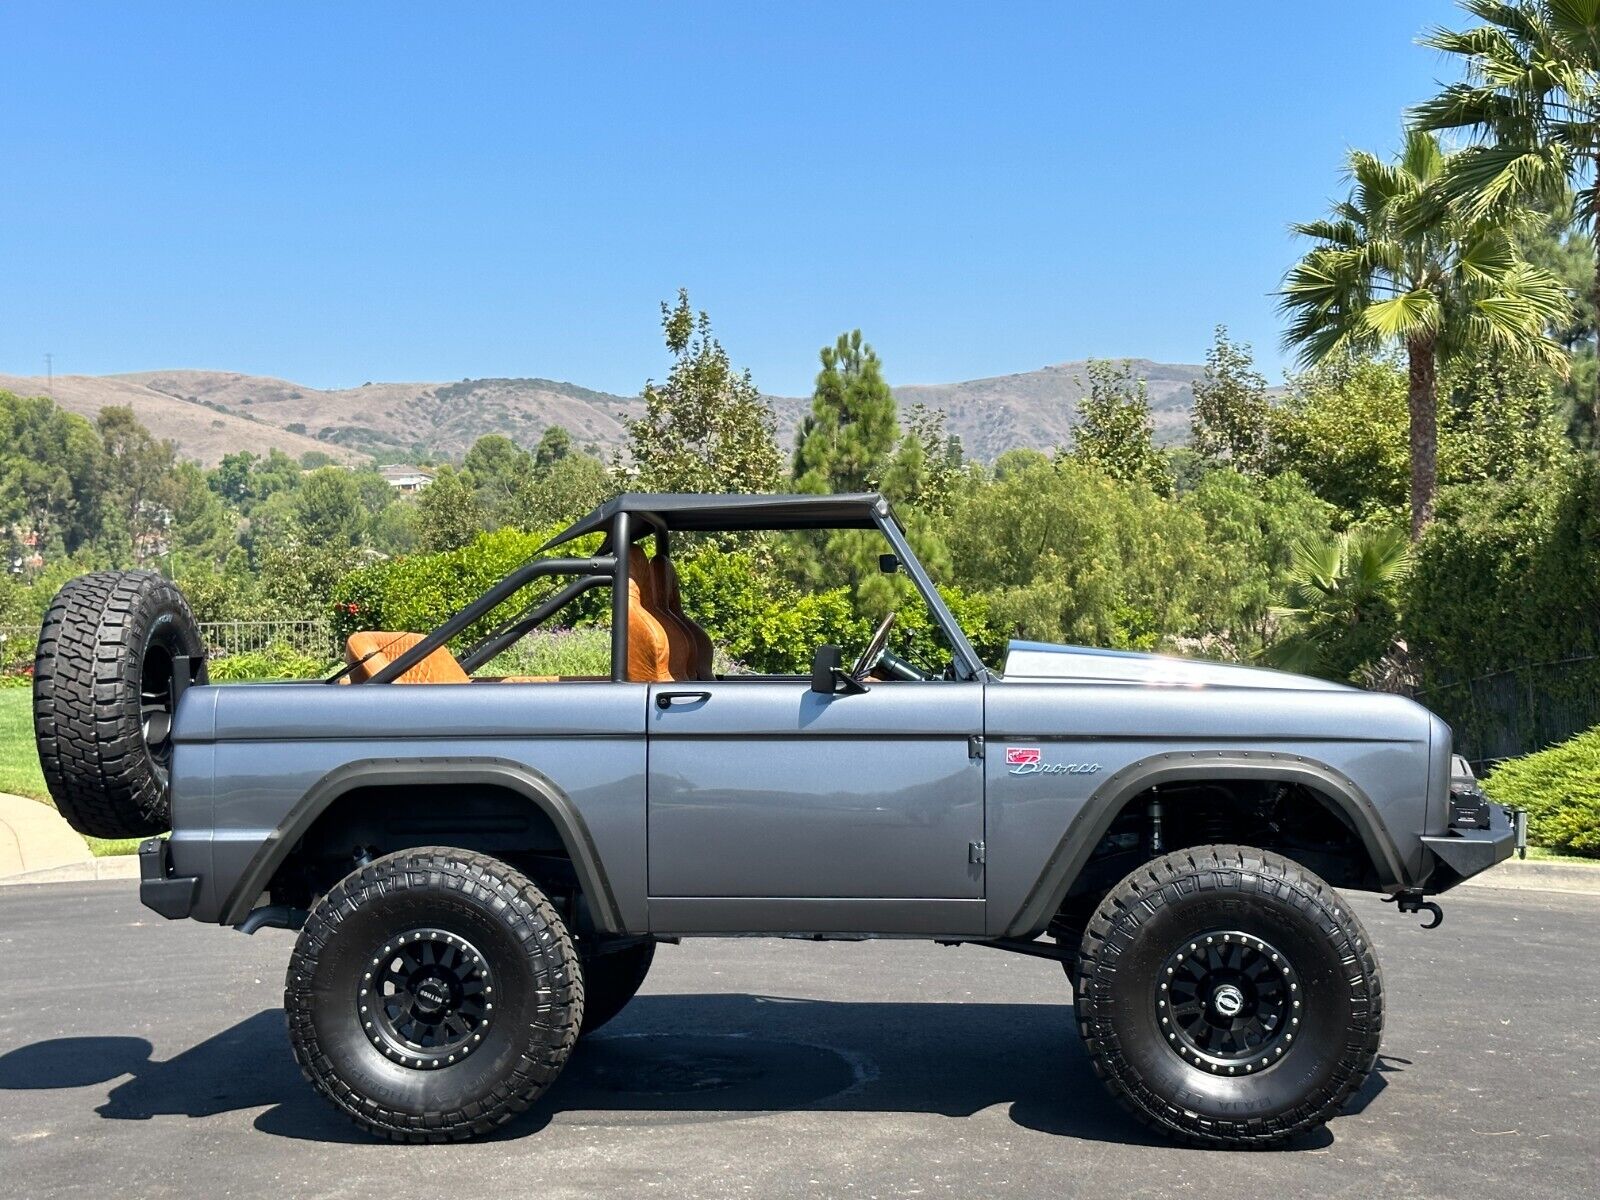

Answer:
[380,465,435,494]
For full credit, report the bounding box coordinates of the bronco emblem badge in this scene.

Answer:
[1006,746,1101,776]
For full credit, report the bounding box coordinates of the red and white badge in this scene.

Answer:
[1005,746,1041,766]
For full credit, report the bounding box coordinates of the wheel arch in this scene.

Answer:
[219,756,623,932]
[1003,751,1409,939]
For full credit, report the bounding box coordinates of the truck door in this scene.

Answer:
[644,679,985,936]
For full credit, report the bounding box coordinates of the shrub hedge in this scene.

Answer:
[1483,725,1600,858]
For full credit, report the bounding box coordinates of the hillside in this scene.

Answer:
[0,358,1208,467]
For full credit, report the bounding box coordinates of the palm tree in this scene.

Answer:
[1266,528,1413,681]
[1280,131,1567,538]
[1412,0,1600,427]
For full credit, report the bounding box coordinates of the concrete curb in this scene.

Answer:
[1458,857,1600,895]
[0,855,140,887]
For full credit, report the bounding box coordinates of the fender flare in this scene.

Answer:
[219,756,623,932]
[1002,750,1410,939]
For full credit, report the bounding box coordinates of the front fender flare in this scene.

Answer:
[218,756,623,932]
[1001,750,1411,939]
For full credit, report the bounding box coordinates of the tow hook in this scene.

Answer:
[1384,890,1444,929]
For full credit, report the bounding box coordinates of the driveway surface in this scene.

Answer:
[0,882,1595,1200]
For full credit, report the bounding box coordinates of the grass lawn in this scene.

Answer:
[0,686,140,856]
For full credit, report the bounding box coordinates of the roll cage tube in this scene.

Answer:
[362,551,619,684]
[872,505,985,681]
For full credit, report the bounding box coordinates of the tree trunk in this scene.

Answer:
[1406,334,1438,542]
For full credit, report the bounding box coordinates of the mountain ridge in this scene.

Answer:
[0,358,1207,467]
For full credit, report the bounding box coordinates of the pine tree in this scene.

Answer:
[793,330,900,494]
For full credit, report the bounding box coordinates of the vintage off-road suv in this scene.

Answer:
[33,492,1519,1147]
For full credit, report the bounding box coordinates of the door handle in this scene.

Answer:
[655,690,712,710]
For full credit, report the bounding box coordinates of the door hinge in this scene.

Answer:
[968,840,986,864]
[968,735,985,760]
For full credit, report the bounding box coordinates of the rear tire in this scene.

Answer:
[285,848,583,1142]
[1074,845,1382,1148]
[33,570,204,838]
[579,940,655,1036]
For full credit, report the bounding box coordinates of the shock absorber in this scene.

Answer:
[1147,792,1165,857]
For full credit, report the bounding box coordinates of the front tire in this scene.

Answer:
[285,848,583,1142]
[1074,845,1382,1148]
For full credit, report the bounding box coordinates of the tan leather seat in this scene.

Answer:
[343,631,471,684]
[653,556,714,679]
[627,546,674,682]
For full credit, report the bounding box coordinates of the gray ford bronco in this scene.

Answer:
[32,492,1521,1146]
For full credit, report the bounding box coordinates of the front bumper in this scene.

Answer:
[1420,802,1522,890]
[139,837,200,920]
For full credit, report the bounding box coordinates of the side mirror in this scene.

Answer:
[878,553,900,575]
[810,644,866,696]
[810,645,842,693]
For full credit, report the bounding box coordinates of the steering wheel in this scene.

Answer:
[850,611,898,678]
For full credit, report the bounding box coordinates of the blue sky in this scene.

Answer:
[1,1,1465,395]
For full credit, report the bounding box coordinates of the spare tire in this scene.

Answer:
[33,570,205,838]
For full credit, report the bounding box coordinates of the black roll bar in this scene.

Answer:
[457,573,612,673]
[365,554,617,684]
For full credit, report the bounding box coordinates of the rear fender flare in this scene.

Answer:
[1002,751,1410,938]
[219,756,622,932]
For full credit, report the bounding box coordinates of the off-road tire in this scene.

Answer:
[579,940,655,1036]
[285,848,584,1143]
[1075,844,1382,1148]
[33,570,204,838]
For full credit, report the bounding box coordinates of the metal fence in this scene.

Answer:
[0,618,339,672]
[1414,655,1600,767]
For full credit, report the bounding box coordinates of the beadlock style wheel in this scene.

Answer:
[286,848,583,1142]
[1076,845,1383,1148]
[364,929,495,1070]
[1156,929,1301,1075]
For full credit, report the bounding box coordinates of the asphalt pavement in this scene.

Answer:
[0,882,1596,1200]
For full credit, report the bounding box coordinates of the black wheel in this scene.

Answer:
[1074,845,1382,1148]
[285,848,583,1142]
[579,940,655,1036]
[33,570,204,838]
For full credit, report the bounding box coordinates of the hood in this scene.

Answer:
[1000,640,1352,692]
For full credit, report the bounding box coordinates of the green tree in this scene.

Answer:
[1281,130,1567,539]
[291,467,365,548]
[463,434,531,511]
[0,392,103,556]
[1265,528,1412,682]
[1067,360,1174,496]
[505,451,611,529]
[414,465,483,552]
[794,330,900,493]
[624,290,782,494]
[1191,326,1272,474]
[534,425,572,470]
[1413,0,1600,428]
[167,461,236,566]
[97,406,177,565]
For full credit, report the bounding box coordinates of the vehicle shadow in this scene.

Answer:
[0,994,1394,1149]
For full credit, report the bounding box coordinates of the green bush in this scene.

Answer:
[479,627,613,678]
[1483,726,1600,858]
[208,644,334,681]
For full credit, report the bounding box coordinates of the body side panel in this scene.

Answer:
[983,681,1434,938]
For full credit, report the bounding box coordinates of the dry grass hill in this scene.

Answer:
[0,359,1207,467]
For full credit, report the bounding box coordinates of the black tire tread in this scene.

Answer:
[1074,843,1383,1149]
[33,569,196,838]
[284,847,584,1143]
